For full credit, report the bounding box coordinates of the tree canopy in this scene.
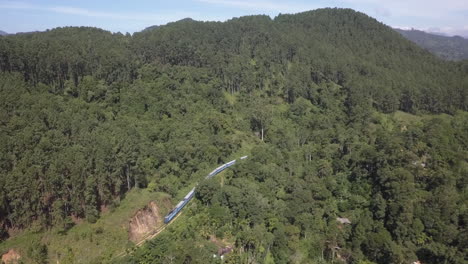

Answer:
[0,8,467,264]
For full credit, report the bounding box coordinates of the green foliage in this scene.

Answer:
[0,7,467,264]
[26,238,48,264]
[0,189,170,263]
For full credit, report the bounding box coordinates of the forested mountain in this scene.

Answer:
[395,28,468,61]
[0,8,467,264]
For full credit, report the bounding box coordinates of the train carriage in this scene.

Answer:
[165,157,248,224]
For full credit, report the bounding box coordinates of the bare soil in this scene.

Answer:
[128,201,162,242]
[1,249,20,264]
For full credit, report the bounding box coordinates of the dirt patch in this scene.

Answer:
[209,235,235,256]
[128,201,162,243]
[100,204,109,214]
[2,249,21,264]
[71,214,84,225]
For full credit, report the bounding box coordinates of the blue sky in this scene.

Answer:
[1,0,467,36]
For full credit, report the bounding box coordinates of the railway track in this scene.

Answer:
[113,156,248,259]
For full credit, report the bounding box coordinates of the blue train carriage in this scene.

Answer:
[206,159,237,179]
[206,164,225,179]
[184,187,196,201]
[164,187,196,224]
[225,159,236,167]
[205,156,248,179]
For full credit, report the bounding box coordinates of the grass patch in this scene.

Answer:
[392,110,423,124]
[223,91,236,105]
[0,189,170,264]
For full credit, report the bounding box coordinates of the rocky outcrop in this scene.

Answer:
[1,249,20,264]
[128,201,162,243]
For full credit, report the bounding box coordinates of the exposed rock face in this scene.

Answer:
[128,201,162,242]
[1,249,20,264]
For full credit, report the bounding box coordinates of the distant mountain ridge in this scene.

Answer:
[395,28,468,61]
[0,30,8,36]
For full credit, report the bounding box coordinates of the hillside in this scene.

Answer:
[0,8,467,264]
[0,189,171,263]
[395,28,468,61]
[0,30,7,36]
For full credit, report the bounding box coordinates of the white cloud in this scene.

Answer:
[49,6,119,18]
[428,26,468,37]
[394,25,468,38]
[335,0,468,37]
[338,0,468,18]
[339,0,467,9]
[196,0,316,13]
[0,0,236,32]
[0,1,195,23]
[373,7,390,17]
[0,1,32,9]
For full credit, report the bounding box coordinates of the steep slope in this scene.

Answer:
[396,28,468,61]
[133,9,466,113]
[0,189,171,264]
[0,8,467,264]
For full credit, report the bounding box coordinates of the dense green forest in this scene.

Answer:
[395,28,468,61]
[0,8,467,264]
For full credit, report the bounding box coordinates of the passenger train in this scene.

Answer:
[164,187,195,223]
[163,156,248,224]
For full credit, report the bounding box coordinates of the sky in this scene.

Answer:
[0,0,467,37]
